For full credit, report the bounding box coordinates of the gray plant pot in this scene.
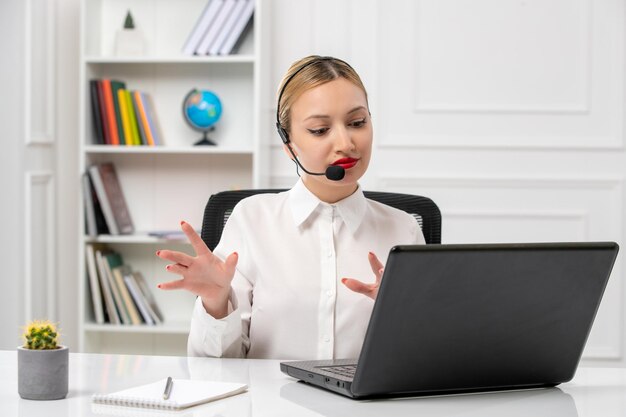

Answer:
[17,345,68,400]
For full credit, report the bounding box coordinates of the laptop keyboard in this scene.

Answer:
[318,365,357,378]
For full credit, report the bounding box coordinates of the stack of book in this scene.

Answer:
[89,79,163,146]
[86,244,164,326]
[83,162,134,236]
[182,0,255,56]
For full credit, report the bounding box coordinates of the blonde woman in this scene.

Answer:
[156,56,425,359]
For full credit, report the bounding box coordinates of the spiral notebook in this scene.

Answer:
[92,378,248,410]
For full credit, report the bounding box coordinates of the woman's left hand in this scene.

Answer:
[341,252,384,300]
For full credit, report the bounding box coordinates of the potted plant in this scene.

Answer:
[17,320,68,400]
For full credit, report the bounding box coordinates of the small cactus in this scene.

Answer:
[22,320,60,350]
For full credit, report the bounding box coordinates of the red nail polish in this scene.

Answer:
[157,284,162,288]
[341,278,347,283]
[156,250,161,256]
[166,265,170,270]
[180,220,185,225]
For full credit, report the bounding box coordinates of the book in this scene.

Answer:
[182,0,222,55]
[124,90,142,145]
[141,93,163,146]
[92,378,248,410]
[133,271,164,323]
[130,91,148,145]
[88,163,134,235]
[117,88,133,147]
[86,172,110,235]
[103,252,130,325]
[209,0,246,55]
[85,244,105,324]
[218,0,254,55]
[134,92,154,146]
[195,0,231,55]
[89,80,105,144]
[112,266,143,325]
[95,249,121,324]
[96,81,111,144]
[110,80,127,145]
[123,273,155,325]
[101,80,121,145]
[82,174,98,237]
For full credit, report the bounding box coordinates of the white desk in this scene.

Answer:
[1,351,625,416]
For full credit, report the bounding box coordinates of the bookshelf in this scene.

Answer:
[78,0,269,355]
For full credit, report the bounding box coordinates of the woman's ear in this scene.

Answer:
[283,143,298,160]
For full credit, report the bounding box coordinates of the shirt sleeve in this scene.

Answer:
[187,203,254,358]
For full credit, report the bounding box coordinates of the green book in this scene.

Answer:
[125,90,141,145]
[110,81,127,145]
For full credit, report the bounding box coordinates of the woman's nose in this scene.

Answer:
[334,126,355,152]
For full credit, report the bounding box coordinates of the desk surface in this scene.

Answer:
[1,350,625,416]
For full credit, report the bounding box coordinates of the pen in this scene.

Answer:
[163,376,173,400]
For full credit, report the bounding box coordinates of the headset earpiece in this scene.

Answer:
[276,122,290,144]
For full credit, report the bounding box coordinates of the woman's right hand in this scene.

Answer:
[156,220,238,319]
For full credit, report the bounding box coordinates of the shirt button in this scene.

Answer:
[323,335,330,342]
[326,290,333,297]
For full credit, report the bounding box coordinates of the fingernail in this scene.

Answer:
[341,278,347,284]
[166,265,171,270]
[368,252,374,256]
[156,250,161,256]
[157,284,162,289]
[180,220,185,226]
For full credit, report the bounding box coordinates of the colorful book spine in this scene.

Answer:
[96,81,111,144]
[134,91,155,146]
[110,80,127,145]
[89,80,105,144]
[142,92,163,146]
[124,90,142,145]
[131,91,148,145]
[117,89,133,146]
[101,80,120,145]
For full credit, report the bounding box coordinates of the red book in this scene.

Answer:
[97,81,111,144]
[101,79,120,145]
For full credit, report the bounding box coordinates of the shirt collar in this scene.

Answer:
[288,179,367,235]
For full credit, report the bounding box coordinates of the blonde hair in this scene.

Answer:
[276,56,368,134]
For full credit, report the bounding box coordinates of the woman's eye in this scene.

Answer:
[307,128,328,136]
[349,118,367,128]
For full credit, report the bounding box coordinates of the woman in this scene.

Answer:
[156,56,425,359]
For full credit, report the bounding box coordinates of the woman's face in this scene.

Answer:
[286,78,372,200]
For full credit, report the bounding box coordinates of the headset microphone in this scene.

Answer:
[276,57,355,182]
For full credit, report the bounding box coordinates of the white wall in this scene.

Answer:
[1,0,624,366]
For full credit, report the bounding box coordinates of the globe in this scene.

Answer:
[182,89,222,145]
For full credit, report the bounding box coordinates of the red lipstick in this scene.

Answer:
[331,157,359,170]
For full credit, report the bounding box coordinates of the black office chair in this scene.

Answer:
[201,189,441,251]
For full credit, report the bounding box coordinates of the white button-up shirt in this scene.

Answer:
[187,180,425,359]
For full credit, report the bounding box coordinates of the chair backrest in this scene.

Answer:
[201,189,442,251]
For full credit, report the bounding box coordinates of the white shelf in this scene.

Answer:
[83,322,190,335]
[84,234,189,244]
[84,145,254,155]
[85,55,256,64]
[78,0,266,356]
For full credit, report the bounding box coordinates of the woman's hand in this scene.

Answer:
[156,221,238,319]
[341,252,384,300]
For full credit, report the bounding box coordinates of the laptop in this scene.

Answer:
[280,242,619,399]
